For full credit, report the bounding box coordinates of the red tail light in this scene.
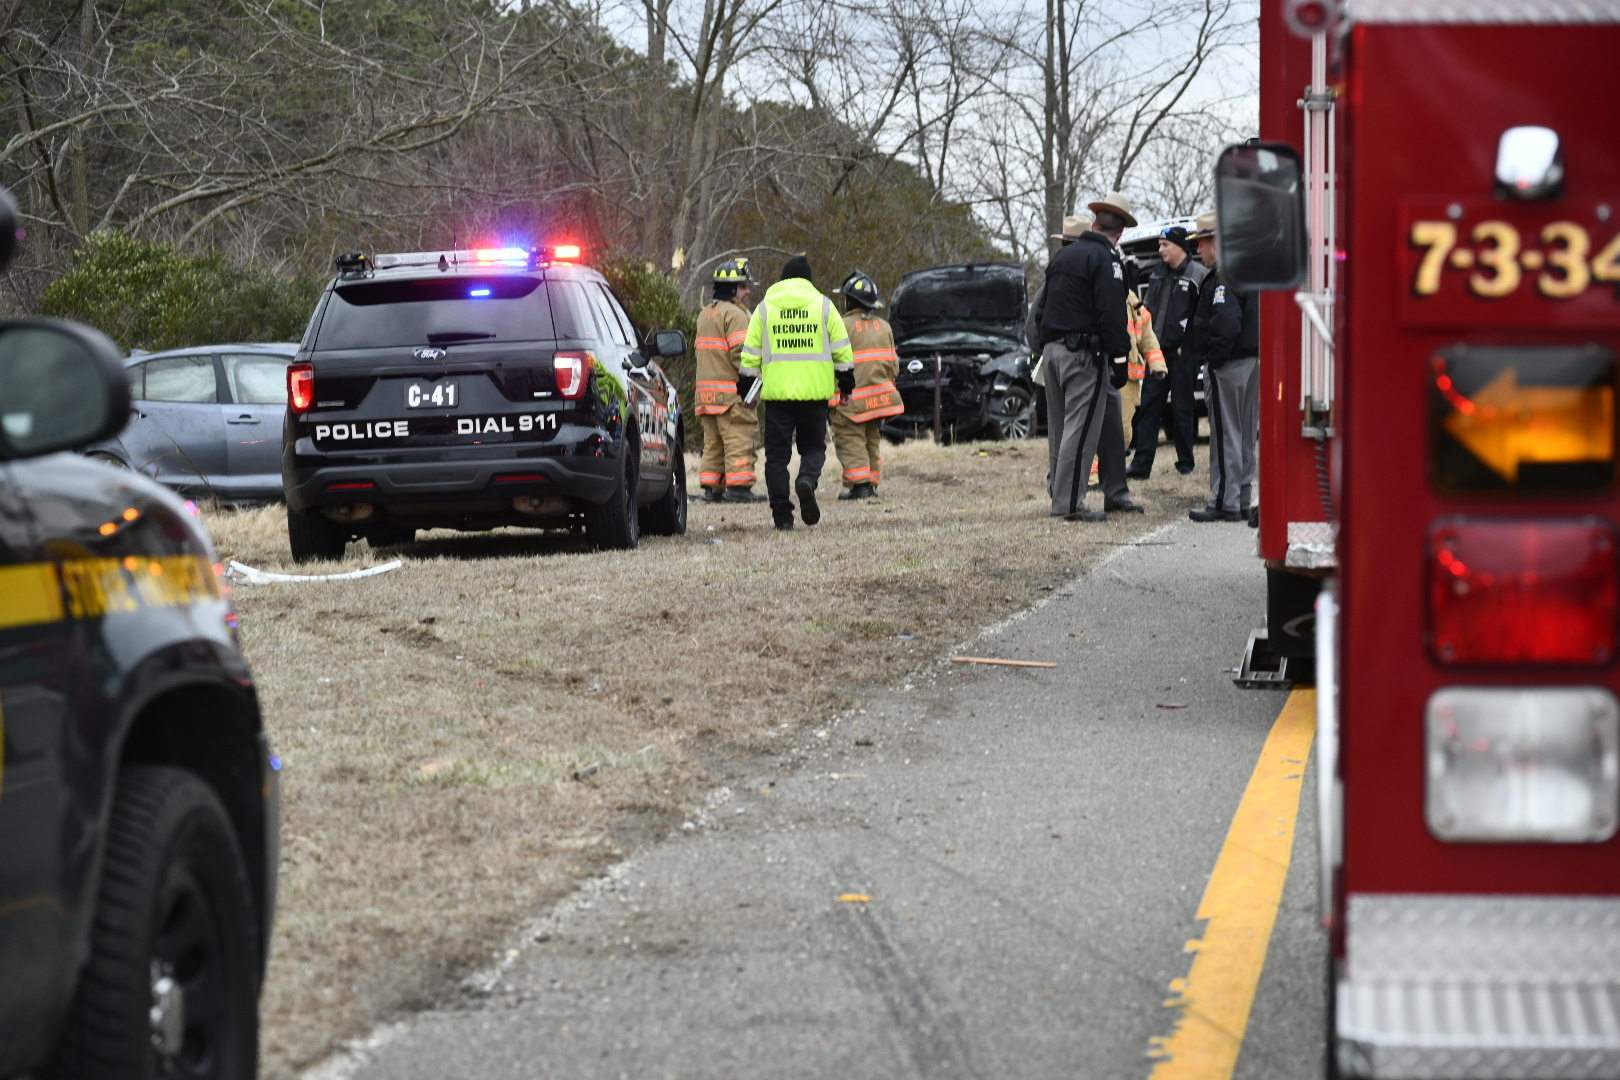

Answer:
[553,351,593,400]
[288,363,315,412]
[1429,519,1617,665]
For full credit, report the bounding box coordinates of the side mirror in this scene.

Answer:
[1214,141,1308,291]
[0,319,130,460]
[647,330,686,358]
[0,187,18,274]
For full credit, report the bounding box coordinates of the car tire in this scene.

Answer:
[988,387,1035,441]
[87,451,129,469]
[287,509,347,563]
[42,766,259,1080]
[583,446,639,550]
[642,429,687,537]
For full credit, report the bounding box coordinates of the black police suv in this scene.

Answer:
[0,189,278,1079]
[282,247,688,561]
[881,262,1037,444]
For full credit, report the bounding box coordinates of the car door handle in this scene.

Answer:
[227,415,262,425]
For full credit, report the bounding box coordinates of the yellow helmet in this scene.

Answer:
[712,258,754,284]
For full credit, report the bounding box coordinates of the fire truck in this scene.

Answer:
[1222,1,1620,1075]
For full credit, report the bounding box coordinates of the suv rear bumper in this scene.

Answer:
[1337,894,1620,1079]
[285,449,620,514]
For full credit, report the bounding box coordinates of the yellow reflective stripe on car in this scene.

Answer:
[0,556,218,627]
[0,563,66,630]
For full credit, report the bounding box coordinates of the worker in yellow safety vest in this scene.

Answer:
[737,254,855,530]
[693,258,765,502]
[828,270,903,500]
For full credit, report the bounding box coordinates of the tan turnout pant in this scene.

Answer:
[830,411,883,489]
[699,404,759,489]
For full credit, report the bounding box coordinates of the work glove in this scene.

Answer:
[737,371,759,402]
[835,367,855,400]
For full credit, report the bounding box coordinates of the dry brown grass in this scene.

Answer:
[208,437,1212,1078]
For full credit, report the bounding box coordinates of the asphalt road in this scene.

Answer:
[317,517,1325,1080]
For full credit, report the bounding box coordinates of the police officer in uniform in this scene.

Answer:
[1188,211,1260,522]
[693,259,766,502]
[1036,195,1132,521]
[738,255,856,530]
[1128,225,1208,478]
[828,271,904,500]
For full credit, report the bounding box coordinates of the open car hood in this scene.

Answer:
[889,263,1027,353]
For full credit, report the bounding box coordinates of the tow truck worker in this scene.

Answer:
[1188,211,1260,523]
[737,255,856,530]
[1128,225,1207,478]
[694,259,765,502]
[828,271,904,500]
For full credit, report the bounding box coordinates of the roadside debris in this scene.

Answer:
[226,559,402,585]
[950,656,1057,668]
[837,893,872,903]
[572,761,606,781]
[1156,703,1190,710]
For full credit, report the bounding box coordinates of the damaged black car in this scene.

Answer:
[881,262,1037,444]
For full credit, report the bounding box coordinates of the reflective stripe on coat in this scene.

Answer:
[694,299,751,415]
[834,313,904,422]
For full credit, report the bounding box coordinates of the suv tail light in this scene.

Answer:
[1429,519,1617,665]
[288,363,315,412]
[553,351,593,400]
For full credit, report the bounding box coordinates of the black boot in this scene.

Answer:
[698,487,723,503]
[723,486,767,503]
[837,483,875,501]
[795,477,821,525]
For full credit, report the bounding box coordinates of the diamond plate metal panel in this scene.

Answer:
[1286,520,1338,568]
[1349,0,1620,23]
[1339,895,1620,1078]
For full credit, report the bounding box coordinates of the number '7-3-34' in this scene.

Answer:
[1410,219,1620,300]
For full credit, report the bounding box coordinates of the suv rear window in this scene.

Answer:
[314,276,555,350]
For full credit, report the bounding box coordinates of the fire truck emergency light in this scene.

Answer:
[1428,519,1618,666]
[1495,126,1564,201]
[1426,687,1619,843]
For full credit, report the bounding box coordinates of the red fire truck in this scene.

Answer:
[1223,1,1620,1075]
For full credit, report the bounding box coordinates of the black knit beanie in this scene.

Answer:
[781,254,813,283]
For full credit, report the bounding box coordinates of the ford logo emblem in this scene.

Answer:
[414,347,447,361]
[906,359,924,374]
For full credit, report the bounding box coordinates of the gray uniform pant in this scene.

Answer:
[1044,341,1108,516]
[1206,355,1259,514]
[1097,382,1129,506]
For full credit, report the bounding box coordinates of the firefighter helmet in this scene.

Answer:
[833,270,884,310]
[712,258,754,284]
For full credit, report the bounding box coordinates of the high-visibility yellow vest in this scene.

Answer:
[739,277,854,402]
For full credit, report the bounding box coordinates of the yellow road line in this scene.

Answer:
[1147,687,1316,1078]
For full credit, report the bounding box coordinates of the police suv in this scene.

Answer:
[0,190,278,1078]
[282,247,688,561]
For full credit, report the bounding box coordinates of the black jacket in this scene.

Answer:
[1036,231,1129,358]
[1191,267,1259,370]
[1143,256,1207,355]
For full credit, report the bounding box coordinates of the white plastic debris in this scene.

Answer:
[225,559,402,585]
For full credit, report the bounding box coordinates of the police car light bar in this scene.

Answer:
[366,245,582,272]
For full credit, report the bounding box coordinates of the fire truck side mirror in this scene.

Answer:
[1213,142,1308,291]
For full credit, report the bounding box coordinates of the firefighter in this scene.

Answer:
[1188,211,1260,522]
[1123,287,1167,447]
[1128,225,1208,478]
[1036,199,1132,521]
[693,259,765,502]
[737,255,856,530]
[828,271,904,500]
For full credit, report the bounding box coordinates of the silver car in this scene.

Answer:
[84,343,296,503]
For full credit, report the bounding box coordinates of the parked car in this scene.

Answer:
[83,343,297,502]
[0,189,278,1080]
[281,246,686,561]
[880,262,1038,444]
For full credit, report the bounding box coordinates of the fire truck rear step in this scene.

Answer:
[1234,628,1296,689]
[1338,895,1620,1079]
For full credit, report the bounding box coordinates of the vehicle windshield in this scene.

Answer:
[898,329,1023,351]
[314,276,553,350]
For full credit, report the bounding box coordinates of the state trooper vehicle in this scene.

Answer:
[0,187,279,1079]
[281,246,687,560]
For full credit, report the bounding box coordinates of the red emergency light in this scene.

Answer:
[1428,519,1618,665]
[288,363,315,413]
[552,244,581,261]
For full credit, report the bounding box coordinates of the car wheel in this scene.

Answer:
[43,766,259,1080]
[988,387,1034,441]
[87,451,129,469]
[583,446,639,550]
[641,430,687,537]
[287,509,347,563]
